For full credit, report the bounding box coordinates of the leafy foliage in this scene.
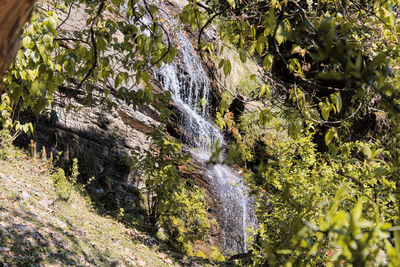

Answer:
[289,186,400,266]
[3,0,400,265]
[3,10,61,114]
[131,129,209,251]
[178,0,400,264]
[0,94,33,141]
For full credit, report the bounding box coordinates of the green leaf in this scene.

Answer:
[167,47,176,64]
[288,121,298,139]
[288,58,301,73]
[352,199,363,221]
[239,49,247,63]
[31,80,43,95]
[259,84,266,98]
[43,34,53,45]
[219,98,228,114]
[66,104,75,113]
[330,92,342,113]
[259,109,271,127]
[363,144,372,159]
[223,59,231,77]
[22,36,32,48]
[276,249,292,255]
[275,20,290,45]
[308,243,319,256]
[372,148,383,158]
[258,84,271,99]
[227,0,235,8]
[256,42,264,56]
[319,102,332,121]
[218,59,224,69]
[318,70,344,81]
[263,54,273,71]
[374,167,386,177]
[325,127,336,145]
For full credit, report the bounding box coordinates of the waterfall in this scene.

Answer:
[151,7,257,254]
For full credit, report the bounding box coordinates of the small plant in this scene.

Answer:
[210,246,225,262]
[0,94,33,149]
[50,168,72,200]
[82,176,95,189]
[194,250,207,259]
[117,208,125,219]
[69,158,79,184]
[0,129,13,160]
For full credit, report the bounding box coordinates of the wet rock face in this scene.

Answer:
[31,0,222,184]
[32,88,162,212]
[30,0,231,253]
[27,1,163,197]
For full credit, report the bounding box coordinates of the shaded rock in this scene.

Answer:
[13,224,28,231]
[0,247,10,252]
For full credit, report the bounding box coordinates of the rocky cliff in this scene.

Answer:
[26,0,227,255]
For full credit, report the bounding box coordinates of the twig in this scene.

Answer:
[294,82,363,126]
[76,1,105,89]
[56,0,76,31]
[77,27,97,89]
[140,0,172,71]
[54,37,92,47]
[197,5,230,48]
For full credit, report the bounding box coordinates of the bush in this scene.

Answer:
[131,129,210,251]
[50,168,72,200]
[289,185,400,266]
[232,127,398,265]
[50,161,79,201]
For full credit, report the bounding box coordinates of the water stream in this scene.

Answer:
[154,28,257,253]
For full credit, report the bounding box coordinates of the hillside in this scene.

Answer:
[0,142,209,266]
[2,0,400,265]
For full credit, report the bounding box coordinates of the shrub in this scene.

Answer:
[131,129,210,251]
[50,168,72,200]
[236,128,397,265]
[210,246,225,262]
[289,185,400,266]
[69,158,79,184]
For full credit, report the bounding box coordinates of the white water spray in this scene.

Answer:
[154,13,256,254]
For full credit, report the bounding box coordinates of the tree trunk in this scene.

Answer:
[0,0,37,80]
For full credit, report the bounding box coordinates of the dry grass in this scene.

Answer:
[0,145,180,266]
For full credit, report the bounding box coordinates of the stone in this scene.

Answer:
[145,237,158,247]
[0,247,10,252]
[163,258,173,265]
[21,190,30,199]
[13,224,28,231]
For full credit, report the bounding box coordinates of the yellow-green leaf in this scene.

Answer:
[259,84,271,99]
[325,127,336,145]
[263,54,273,71]
[223,59,231,77]
[319,102,332,121]
[352,199,363,221]
[227,0,235,8]
[363,144,372,159]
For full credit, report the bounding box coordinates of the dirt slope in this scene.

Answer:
[0,146,182,266]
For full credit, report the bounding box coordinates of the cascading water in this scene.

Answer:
[153,11,256,254]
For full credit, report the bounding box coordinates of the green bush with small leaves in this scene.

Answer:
[50,168,72,200]
[131,129,209,251]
